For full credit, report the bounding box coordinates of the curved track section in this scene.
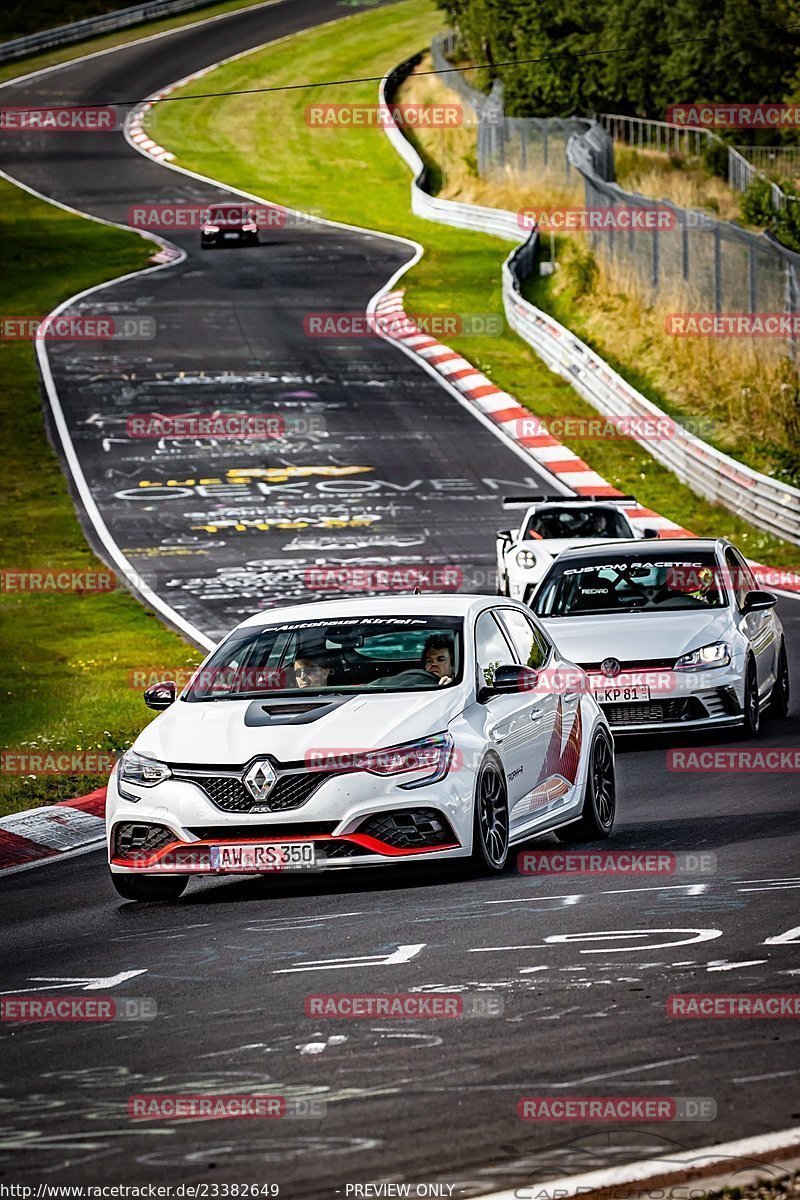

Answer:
[0,0,557,644]
[1,2,799,1194]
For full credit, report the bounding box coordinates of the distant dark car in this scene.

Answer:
[200,204,259,248]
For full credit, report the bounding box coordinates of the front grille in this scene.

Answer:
[319,840,373,860]
[604,699,689,725]
[582,657,678,672]
[357,809,457,850]
[177,770,328,813]
[186,822,339,840]
[113,822,175,860]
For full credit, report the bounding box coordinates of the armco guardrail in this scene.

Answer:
[0,0,218,63]
[383,55,800,547]
[384,57,526,244]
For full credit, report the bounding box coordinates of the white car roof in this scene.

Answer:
[235,593,510,632]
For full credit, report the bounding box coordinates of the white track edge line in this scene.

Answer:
[0,166,214,650]
[474,1124,800,1200]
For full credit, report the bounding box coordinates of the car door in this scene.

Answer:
[494,607,569,834]
[726,547,776,697]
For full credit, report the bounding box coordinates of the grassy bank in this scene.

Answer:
[148,0,799,569]
[0,182,200,817]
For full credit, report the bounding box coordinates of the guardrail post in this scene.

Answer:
[714,226,722,313]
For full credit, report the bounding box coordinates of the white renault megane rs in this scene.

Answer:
[107,595,615,901]
[531,538,789,736]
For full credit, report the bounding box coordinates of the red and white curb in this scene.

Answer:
[373,291,800,594]
[0,788,106,874]
[478,1123,800,1200]
[374,292,692,537]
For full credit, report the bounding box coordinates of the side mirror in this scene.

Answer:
[742,590,777,613]
[497,529,514,545]
[480,664,539,701]
[642,527,660,539]
[144,680,176,710]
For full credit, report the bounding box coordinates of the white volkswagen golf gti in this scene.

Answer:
[530,539,789,736]
[107,595,615,901]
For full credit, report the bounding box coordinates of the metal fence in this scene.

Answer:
[431,33,588,184]
[0,0,220,63]
[431,32,800,353]
[735,144,800,182]
[598,113,786,212]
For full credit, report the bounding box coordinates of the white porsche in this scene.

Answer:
[531,538,789,736]
[107,595,615,901]
[496,495,660,605]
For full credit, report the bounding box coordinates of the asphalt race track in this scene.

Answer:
[1,0,799,1193]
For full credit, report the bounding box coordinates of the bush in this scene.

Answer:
[563,244,599,298]
[774,185,800,253]
[462,151,479,177]
[740,175,776,227]
[701,139,730,180]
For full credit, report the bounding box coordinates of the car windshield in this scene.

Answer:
[208,206,249,223]
[183,616,465,700]
[533,552,727,617]
[523,506,631,540]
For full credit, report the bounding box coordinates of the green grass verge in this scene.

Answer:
[0,0,281,86]
[0,182,200,817]
[149,0,799,571]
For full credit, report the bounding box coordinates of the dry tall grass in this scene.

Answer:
[396,58,798,473]
[613,146,743,222]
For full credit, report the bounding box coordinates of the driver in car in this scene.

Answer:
[422,635,455,686]
[587,510,610,535]
[293,652,333,689]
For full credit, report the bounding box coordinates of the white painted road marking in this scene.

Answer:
[0,970,147,994]
[273,944,426,974]
[765,924,800,944]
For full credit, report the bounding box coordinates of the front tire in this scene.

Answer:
[767,640,790,719]
[558,729,615,843]
[471,758,509,873]
[111,873,188,902]
[742,655,762,738]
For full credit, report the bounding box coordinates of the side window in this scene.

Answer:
[475,611,515,687]
[497,608,550,669]
[732,548,757,602]
[724,548,750,609]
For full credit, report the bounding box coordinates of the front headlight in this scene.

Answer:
[353,734,453,790]
[202,224,220,234]
[242,222,258,232]
[674,641,731,670]
[516,549,538,570]
[120,750,172,788]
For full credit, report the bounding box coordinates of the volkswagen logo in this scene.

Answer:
[600,657,621,678]
[243,759,277,802]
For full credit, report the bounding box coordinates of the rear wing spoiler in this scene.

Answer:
[502,494,638,509]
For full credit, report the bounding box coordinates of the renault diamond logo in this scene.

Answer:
[243,759,277,802]
[600,657,621,678]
